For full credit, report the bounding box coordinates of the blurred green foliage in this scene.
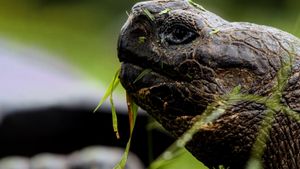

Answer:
[0,0,299,83]
[0,0,139,82]
[0,1,299,168]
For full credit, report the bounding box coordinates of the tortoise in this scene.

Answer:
[117,0,300,168]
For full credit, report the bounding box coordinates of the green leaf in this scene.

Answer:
[159,8,172,15]
[93,68,121,139]
[133,68,152,84]
[110,84,120,139]
[131,101,139,126]
[138,36,146,44]
[113,94,139,169]
[93,68,120,113]
[149,148,186,169]
[126,11,130,17]
[246,158,263,169]
[113,136,133,169]
[143,8,155,21]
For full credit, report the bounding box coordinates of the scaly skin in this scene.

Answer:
[117,0,300,168]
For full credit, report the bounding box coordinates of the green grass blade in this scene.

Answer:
[110,84,120,139]
[149,148,186,169]
[114,136,133,169]
[93,68,120,139]
[143,8,155,21]
[209,28,220,35]
[138,36,147,44]
[188,0,206,11]
[133,69,152,84]
[131,101,139,125]
[159,8,171,15]
[246,158,263,169]
[110,70,121,139]
[113,94,139,169]
[93,68,120,113]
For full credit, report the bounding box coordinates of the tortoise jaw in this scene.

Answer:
[119,62,208,117]
[119,62,171,93]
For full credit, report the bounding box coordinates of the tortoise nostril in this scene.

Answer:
[129,16,152,39]
[130,25,148,38]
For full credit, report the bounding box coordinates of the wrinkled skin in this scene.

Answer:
[117,0,300,168]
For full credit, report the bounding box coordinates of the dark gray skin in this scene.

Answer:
[117,0,300,168]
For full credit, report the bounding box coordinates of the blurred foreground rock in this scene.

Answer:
[0,146,144,169]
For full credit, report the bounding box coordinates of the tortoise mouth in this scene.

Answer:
[119,62,207,116]
[119,62,171,93]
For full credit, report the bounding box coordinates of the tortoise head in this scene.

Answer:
[118,0,282,128]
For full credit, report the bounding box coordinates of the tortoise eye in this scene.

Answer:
[163,25,198,45]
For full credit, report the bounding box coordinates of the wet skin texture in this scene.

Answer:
[117,0,300,168]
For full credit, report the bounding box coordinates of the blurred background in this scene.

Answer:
[0,0,299,169]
